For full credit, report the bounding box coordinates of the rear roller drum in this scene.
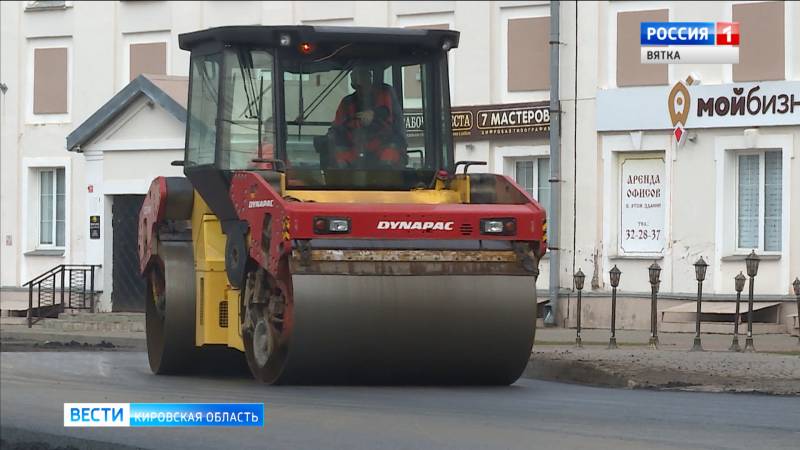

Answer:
[145,241,197,374]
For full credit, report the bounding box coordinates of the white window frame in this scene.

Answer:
[20,157,72,281]
[36,167,66,249]
[26,36,72,124]
[493,144,550,204]
[733,149,782,254]
[498,3,551,103]
[713,133,792,294]
[120,31,171,89]
[512,157,549,202]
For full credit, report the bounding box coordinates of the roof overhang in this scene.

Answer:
[178,25,460,52]
[67,75,187,152]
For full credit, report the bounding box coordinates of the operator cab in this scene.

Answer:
[179,26,459,220]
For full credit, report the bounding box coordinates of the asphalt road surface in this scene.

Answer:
[1,351,798,450]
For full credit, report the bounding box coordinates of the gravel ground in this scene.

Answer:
[530,347,800,395]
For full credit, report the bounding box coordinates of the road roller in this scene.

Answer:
[138,25,547,385]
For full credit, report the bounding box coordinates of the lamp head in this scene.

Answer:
[693,257,708,282]
[745,250,760,278]
[609,265,621,288]
[574,269,586,291]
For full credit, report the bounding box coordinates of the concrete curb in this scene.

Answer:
[524,356,800,396]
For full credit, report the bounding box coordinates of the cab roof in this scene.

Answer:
[178,25,460,52]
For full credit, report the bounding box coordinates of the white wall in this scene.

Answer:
[1,0,537,288]
[2,1,797,305]
[81,96,185,310]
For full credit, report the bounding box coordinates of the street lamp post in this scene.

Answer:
[744,250,760,352]
[729,272,746,352]
[793,277,800,345]
[691,257,708,352]
[608,265,621,349]
[648,262,662,349]
[574,269,586,348]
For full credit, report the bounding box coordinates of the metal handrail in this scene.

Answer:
[22,264,64,287]
[26,264,101,327]
[22,264,99,286]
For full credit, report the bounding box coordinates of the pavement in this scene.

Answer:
[1,314,798,395]
[530,328,800,395]
[2,351,799,450]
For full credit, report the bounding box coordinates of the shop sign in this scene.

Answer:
[620,158,665,254]
[404,101,550,141]
[597,80,800,132]
[89,215,101,240]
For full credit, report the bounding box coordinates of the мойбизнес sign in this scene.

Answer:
[597,81,800,132]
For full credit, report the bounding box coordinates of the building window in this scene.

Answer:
[507,17,550,91]
[33,47,69,114]
[129,42,167,82]
[732,1,784,82]
[616,9,668,87]
[737,151,781,252]
[514,158,550,212]
[38,168,66,247]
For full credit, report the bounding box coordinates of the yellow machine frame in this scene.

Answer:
[190,175,472,351]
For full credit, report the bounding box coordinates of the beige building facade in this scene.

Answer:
[1,1,797,331]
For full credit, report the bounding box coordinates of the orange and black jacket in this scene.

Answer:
[331,84,407,154]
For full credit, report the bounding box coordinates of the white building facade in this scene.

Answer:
[1,1,797,329]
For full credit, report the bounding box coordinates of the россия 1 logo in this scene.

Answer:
[640,22,739,64]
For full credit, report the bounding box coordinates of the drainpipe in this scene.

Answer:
[546,0,561,325]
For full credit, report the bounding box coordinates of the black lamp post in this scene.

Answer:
[744,250,760,352]
[729,272,746,352]
[574,269,586,348]
[608,265,621,349]
[691,257,708,352]
[793,277,800,345]
[648,262,662,349]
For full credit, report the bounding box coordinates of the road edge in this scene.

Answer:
[524,356,800,396]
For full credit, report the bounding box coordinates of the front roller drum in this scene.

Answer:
[244,270,537,385]
[145,241,197,374]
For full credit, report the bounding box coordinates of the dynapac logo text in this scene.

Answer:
[377,221,454,231]
[248,200,274,208]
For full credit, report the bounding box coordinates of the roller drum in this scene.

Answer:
[279,274,537,385]
[145,241,197,374]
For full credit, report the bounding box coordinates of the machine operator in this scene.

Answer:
[328,66,407,168]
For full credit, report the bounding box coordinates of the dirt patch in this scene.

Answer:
[33,340,115,349]
[527,348,800,395]
[0,337,134,353]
